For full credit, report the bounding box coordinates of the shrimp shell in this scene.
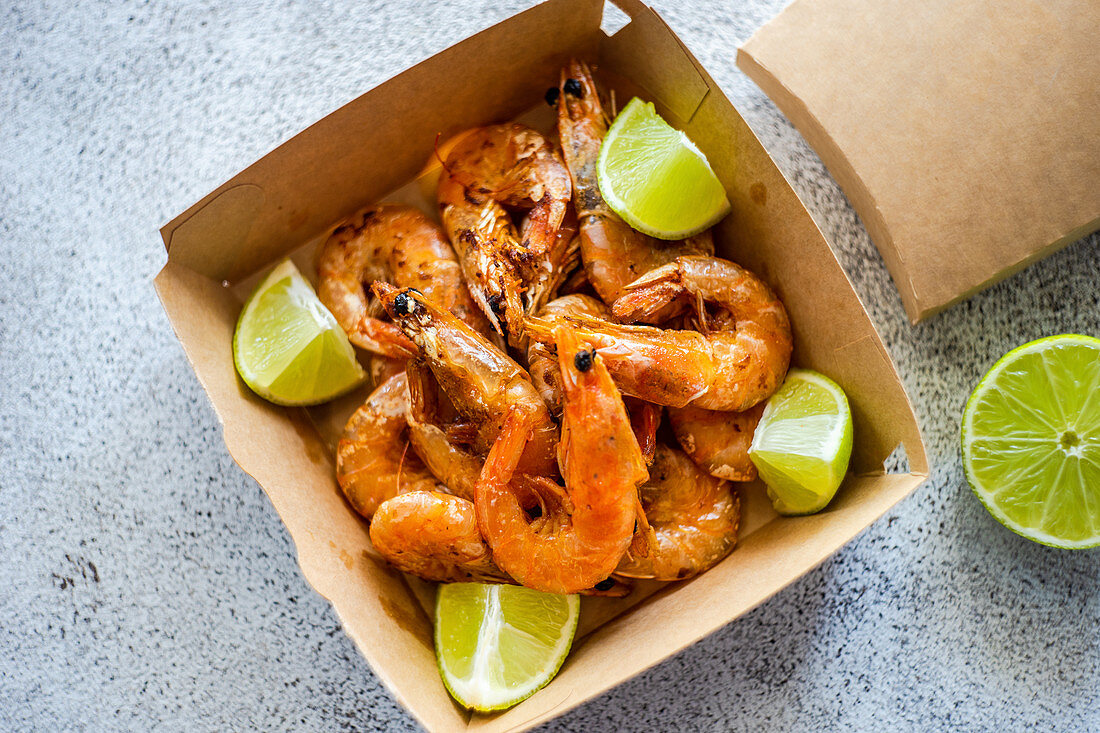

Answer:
[526,255,792,412]
[374,282,558,477]
[556,59,714,309]
[669,402,764,482]
[317,204,494,355]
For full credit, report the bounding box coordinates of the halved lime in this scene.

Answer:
[597,97,730,240]
[962,334,1100,549]
[232,259,366,406]
[749,369,854,515]
[435,583,579,712]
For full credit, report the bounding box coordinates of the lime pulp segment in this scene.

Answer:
[435,583,579,712]
[962,335,1100,548]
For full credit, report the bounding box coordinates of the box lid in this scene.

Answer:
[737,0,1100,323]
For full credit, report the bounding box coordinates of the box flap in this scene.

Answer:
[738,0,1100,322]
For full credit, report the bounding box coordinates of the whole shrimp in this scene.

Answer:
[438,124,573,345]
[555,60,713,309]
[615,444,739,581]
[669,402,764,482]
[335,372,440,520]
[475,324,649,595]
[373,282,558,477]
[317,204,494,356]
[369,491,509,583]
[525,255,793,412]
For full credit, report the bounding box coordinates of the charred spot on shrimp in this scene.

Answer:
[487,293,506,315]
[563,78,583,97]
[573,348,596,372]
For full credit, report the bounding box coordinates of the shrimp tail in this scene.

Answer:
[479,407,534,491]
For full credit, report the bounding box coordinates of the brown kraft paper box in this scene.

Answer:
[154,1,930,730]
[738,0,1100,323]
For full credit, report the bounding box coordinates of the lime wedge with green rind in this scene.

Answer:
[232,259,366,406]
[435,583,579,712]
[749,369,854,515]
[597,97,730,240]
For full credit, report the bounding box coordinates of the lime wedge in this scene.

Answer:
[962,334,1100,549]
[597,97,730,240]
[435,583,579,712]
[749,369,854,515]
[232,259,366,406]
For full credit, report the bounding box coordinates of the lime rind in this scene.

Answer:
[597,97,731,240]
[435,584,579,712]
[961,334,1100,549]
[232,260,366,406]
[749,369,854,516]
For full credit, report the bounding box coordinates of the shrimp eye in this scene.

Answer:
[594,578,616,591]
[393,291,420,316]
[544,87,560,106]
[563,78,583,98]
[573,348,594,372]
[487,293,505,314]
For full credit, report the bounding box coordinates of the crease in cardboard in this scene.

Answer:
[156,1,930,730]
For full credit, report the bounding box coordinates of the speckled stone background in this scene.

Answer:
[2,1,1098,730]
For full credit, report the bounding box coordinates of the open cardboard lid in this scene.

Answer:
[737,0,1100,323]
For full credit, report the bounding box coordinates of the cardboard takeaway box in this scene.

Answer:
[155,0,929,729]
[738,0,1100,323]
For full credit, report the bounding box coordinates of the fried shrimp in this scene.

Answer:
[525,255,792,411]
[335,373,440,520]
[317,204,493,356]
[615,445,739,580]
[438,124,573,345]
[669,402,764,482]
[374,282,558,477]
[369,491,510,583]
[475,324,649,595]
[555,60,713,309]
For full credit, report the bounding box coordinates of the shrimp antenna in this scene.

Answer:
[395,439,411,495]
[432,131,454,175]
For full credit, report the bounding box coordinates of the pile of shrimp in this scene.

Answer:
[318,60,793,596]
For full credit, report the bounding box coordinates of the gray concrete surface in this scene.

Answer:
[2,1,1098,730]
